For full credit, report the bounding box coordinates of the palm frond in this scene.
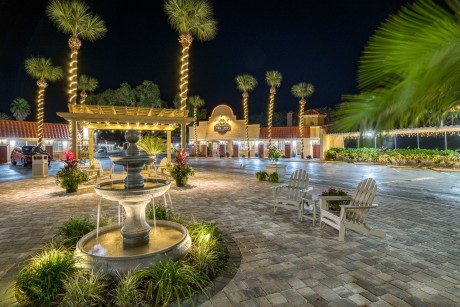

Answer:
[266,71,282,88]
[24,57,63,81]
[78,75,98,92]
[291,82,315,99]
[188,95,205,108]
[235,74,258,92]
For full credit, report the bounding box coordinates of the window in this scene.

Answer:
[53,141,64,152]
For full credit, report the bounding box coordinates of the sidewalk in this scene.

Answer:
[1,170,459,306]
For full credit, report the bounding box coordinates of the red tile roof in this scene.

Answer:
[259,126,309,139]
[305,109,326,116]
[0,120,69,139]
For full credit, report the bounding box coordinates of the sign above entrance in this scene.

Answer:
[214,118,231,134]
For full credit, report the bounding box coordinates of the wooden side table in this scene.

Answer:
[300,194,319,226]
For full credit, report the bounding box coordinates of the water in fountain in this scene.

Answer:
[75,129,191,275]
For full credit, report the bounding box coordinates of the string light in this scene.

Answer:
[179,34,193,110]
[243,92,250,156]
[299,99,306,158]
[36,79,48,148]
[268,88,275,148]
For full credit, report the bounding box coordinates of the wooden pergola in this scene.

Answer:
[57,104,194,162]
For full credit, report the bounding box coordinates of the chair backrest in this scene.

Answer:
[91,158,102,170]
[158,157,168,167]
[348,178,377,222]
[286,169,309,201]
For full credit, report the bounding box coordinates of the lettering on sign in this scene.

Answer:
[214,119,231,134]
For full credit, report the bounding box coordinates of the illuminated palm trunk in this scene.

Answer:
[193,107,199,154]
[178,34,193,110]
[68,36,81,150]
[243,92,250,158]
[298,98,306,159]
[36,79,48,149]
[267,87,276,148]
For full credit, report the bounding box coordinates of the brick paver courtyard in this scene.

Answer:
[1,168,460,306]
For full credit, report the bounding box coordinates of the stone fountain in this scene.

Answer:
[75,130,191,274]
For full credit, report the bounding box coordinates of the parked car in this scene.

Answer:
[10,146,51,167]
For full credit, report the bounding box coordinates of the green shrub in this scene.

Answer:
[269,172,279,183]
[112,271,146,307]
[14,246,77,305]
[321,187,350,211]
[184,240,227,279]
[61,271,106,306]
[57,217,96,249]
[139,259,207,306]
[255,171,268,181]
[146,203,173,220]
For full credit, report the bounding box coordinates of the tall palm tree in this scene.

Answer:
[236,74,258,158]
[334,0,460,132]
[265,71,282,148]
[78,75,98,104]
[10,98,31,121]
[164,0,217,148]
[25,57,63,148]
[47,0,106,105]
[188,95,205,154]
[291,82,315,159]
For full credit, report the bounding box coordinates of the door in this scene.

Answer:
[258,143,264,158]
[233,144,239,157]
[313,144,320,158]
[0,146,7,164]
[284,143,291,159]
[200,144,207,157]
[219,144,226,157]
[45,145,53,161]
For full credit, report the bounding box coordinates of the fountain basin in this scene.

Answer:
[75,220,192,275]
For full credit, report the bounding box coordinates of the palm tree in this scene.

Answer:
[78,75,98,104]
[164,0,217,148]
[47,0,106,105]
[265,71,282,148]
[10,98,31,121]
[25,57,63,148]
[334,0,460,132]
[236,74,258,158]
[188,95,205,154]
[291,82,315,159]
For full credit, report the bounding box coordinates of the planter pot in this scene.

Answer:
[265,164,287,178]
[175,176,188,187]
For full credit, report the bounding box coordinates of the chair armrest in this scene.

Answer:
[319,195,352,201]
[271,184,288,190]
[341,204,378,210]
[300,187,313,193]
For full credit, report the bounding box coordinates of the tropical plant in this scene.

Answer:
[334,0,460,132]
[267,146,282,164]
[14,246,77,305]
[10,98,31,121]
[24,56,63,148]
[291,82,315,158]
[236,74,258,158]
[321,187,349,211]
[0,112,10,119]
[164,0,217,149]
[78,74,98,105]
[269,172,279,183]
[255,171,268,181]
[139,258,206,306]
[188,95,205,154]
[170,149,195,186]
[112,271,146,307]
[55,150,90,192]
[61,271,106,306]
[47,0,106,106]
[57,216,95,249]
[146,202,173,220]
[265,71,282,147]
[137,135,166,156]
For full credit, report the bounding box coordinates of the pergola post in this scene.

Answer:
[167,131,172,163]
[181,123,186,151]
[445,131,448,150]
[88,128,94,163]
[71,119,78,159]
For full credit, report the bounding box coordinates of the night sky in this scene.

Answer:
[0,0,414,123]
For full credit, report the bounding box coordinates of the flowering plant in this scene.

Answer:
[321,187,349,211]
[268,146,282,164]
[170,149,195,186]
[55,150,89,192]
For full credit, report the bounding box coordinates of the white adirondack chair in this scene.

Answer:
[90,158,113,180]
[156,157,172,179]
[272,169,312,220]
[319,178,385,241]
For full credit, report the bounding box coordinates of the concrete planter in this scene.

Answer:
[265,164,287,178]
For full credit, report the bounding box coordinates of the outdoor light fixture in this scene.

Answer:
[10,140,16,147]
[293,141,297,146]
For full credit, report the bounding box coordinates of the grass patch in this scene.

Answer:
[57,216,96,249]
[112,271,146,306]
[61,271,106,306]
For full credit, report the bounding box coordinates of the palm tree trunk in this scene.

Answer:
[68,36,81,150]
[268,87,276,148]
[243,92,250,158]
[194,107,199,155]
[299,98,306,159]
[179,34,193,150]
[36,79,48,148]
[80,90,87,105]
